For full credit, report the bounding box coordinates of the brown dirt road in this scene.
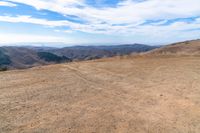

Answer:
[1,56,200,133]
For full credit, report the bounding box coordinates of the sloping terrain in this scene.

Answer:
[0,47,71,69]
[0,47,46,69]
[50,44,157,60]
[0,40,200,133]
[0,48,11,66]
[144,39,200,56]
[0,44,157,69]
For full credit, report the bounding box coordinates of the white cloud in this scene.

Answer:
[0,33,73,44]
[0,15,200,35]
[0,1,17,7]
[1,0,200,44]
[0,15,72,27]
[6,0,200,24]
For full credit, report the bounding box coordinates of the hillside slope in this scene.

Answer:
[0,48,11,66]
[0,44,158,69]
[144,39,200,56]
[0,47,71,69]
[49,44,158,60]
[0,47,46,69]
[1,40,200,133]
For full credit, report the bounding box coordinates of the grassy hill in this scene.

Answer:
[0,44,158,69]
[144,39,200,56]
[50,44,158,60]
[37,52,71,63]
[0,40,200,132]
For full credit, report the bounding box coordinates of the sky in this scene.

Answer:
[0,0,200,46]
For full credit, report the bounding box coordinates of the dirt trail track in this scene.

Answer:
[1,56,200,133]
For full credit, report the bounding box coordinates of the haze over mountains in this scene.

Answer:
[0,44,158,69]
[2,39,200,70]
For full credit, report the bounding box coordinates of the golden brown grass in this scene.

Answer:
[1,55,200,133]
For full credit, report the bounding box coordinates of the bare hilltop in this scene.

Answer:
[1,40,200,133]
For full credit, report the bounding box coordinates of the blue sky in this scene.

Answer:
[0,0,200,46]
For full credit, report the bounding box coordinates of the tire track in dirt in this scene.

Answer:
[64,65,130,101]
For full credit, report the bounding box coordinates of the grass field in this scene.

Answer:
[1,55,200,133]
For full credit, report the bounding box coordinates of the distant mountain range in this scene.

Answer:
[48,44,158,61]
[0,44,158,69]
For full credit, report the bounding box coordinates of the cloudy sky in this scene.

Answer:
[0,0,200,46]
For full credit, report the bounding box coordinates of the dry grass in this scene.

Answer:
[144,39,200,56]
[1,56,200,133]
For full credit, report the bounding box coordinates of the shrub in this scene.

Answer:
[37,52,71,63]
[0,66,8,71]
[0,49,11,65]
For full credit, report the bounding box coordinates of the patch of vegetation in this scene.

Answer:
[37,52,71,63]
[0,66,8,72]
[0,48,11,66]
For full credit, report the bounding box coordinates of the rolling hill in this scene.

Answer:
[144,39,200,56]
[1,40,200,133]
[49,44,158,60]
[0,47,46,69]
[0,44,158,69]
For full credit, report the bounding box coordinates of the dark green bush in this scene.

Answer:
[0,48,11,65]
[0,67,8,71]
[37,52,71,63]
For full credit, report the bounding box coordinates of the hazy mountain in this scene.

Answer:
[0,47,71,69]
[0,44,158,69]
[49,44,158,60]
[0,47,44,69]
[37,52,72,63]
